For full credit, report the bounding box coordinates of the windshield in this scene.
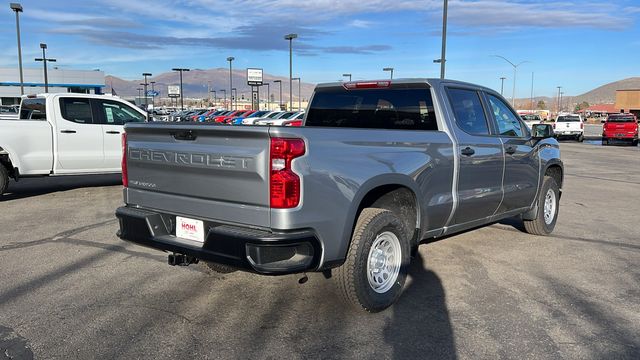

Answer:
[267,112,283,118]
[521,114,540,121]
[557,116,581,122]
[247,111,268,118]
[607,115,635,122]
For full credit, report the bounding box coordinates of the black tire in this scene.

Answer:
[0,164,9,196]
[577,134,584,142]
[523,176,560,236]
[204,261,237,274]
[632,139,638,147]
[601,138,608,146]
[335,208,411,312]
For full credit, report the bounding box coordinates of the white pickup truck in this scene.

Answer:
[0,93,147,195]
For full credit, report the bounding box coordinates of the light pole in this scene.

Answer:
[172,68,189,110]
[292,77,301,111]
[137,87,143,101]
[530,72,534,111]
[560,92,564,113]
[142,72,151,110]
[493,55,529,106]
[211,90,216,107]
[383,67,394,79]
[227,56,234,110]
[263,82,270,110]
[10,3,24,95]
[220,89,226,109]
[35,43,56,93]
[500,77,506,96]
[150,81,156,109]
[342,73,352,81]
[274,80,283,110]
[434,0,448,78]
[284,33,298,111]
[556,86,562,114]
[232,88,237,111]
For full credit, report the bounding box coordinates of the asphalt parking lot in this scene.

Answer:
[1,142,638,359]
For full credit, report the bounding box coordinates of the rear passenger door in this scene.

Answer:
[95,99,147,170]
[485,93,539,213]
[445,87,504,225]
[55,97,104,172]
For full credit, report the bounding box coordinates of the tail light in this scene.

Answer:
[344,81,391,90]
[121,132,128,188]
[270,137,305,208]
[580,122,584,129]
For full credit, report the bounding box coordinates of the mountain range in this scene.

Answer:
[106,68,315,103]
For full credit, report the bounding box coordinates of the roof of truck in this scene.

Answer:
[314,78,497,94]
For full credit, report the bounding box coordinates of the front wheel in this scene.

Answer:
[523,176,560,236]
[335,208,410,312]
[0,165,9,196]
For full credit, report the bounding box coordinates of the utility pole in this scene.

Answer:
[227,57,234,111]
[284,33,298,111]
[274,80,283,110]
[142,73,151,111]
[500,77,506,96]
[293,77,301,111]
[530,72,534,111]
[172,68,190,110]
[35,43,56,93]
[10,3,24,95]
[440,0,448,79]
[556,86,562,114]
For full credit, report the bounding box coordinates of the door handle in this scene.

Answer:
[461,147,475,156]
[105,131,120,134]
[60,130,76,134]
[505,146,517,155]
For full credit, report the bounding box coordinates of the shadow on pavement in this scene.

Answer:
[1,174,122,201]
[384,251,457,359]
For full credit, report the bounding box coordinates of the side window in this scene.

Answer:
[60,98,93,124]
[447,88,489,135]
[19,98,47,120]
[99,100,146,125]
[487,94,525,137]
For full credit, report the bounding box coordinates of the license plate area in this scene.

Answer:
[176,216,205,243]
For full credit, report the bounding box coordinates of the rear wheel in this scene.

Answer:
[523,176,560,236]
[632,139,638,147]
[0,164,9,196]
[335,208,411,312]
[577,134,584,142]
[601,137,608,146]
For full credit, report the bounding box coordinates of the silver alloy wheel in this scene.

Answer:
[366,231,402,294]
[543,188,557,225]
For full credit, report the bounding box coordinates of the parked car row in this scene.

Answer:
[167,108,305,126]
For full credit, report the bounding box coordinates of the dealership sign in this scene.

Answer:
[167,85,180,98]
[247,68,263,86]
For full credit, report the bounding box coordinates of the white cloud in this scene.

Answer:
[348,19,374,28]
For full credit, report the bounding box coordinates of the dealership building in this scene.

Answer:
[615,89,640,119]
[0,67,105,105]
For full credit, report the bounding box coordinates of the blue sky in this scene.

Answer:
[1,0,639,98]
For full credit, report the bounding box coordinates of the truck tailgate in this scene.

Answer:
[124,123,271,228]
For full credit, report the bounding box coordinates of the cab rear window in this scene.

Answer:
[305,87,438,130]
[19,98,47,120]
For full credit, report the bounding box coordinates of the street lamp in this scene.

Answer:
[383,67,394,79]
[210,90,216,107]
[560,92,564,113]
[273,80,283,109]
[137,87,143,101]
[35,43,56,93]
[439,0,448,79]
[342,73,352,82]
[500,77,506,96]
[172,68,189,110]
[284,33,298,111]
[263,82,270,110]
[556,86,562,114]
[10,3,24,95]
[219,89,227,109]
[292,77,301,111]
[142,72,152,110]
[227,56,234,110]
[232,87,237,111]
[492,55,529,106]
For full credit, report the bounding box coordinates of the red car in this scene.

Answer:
[223,110,255,124]
[602,113,639,146]
[213,110,248,123]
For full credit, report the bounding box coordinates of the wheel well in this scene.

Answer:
[356,185,419,244]
[545,165,563,189]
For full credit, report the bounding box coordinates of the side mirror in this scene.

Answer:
[532,123,554,139]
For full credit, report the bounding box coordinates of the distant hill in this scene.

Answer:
[513,77,640,110]
[105,68,315,102]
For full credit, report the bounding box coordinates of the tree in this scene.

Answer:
[536,100,546,110]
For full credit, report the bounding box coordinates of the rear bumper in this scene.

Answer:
[602,132,638,139]
[116,206,321,275]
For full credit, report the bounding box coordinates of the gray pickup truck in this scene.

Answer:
[116,79,563,312]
